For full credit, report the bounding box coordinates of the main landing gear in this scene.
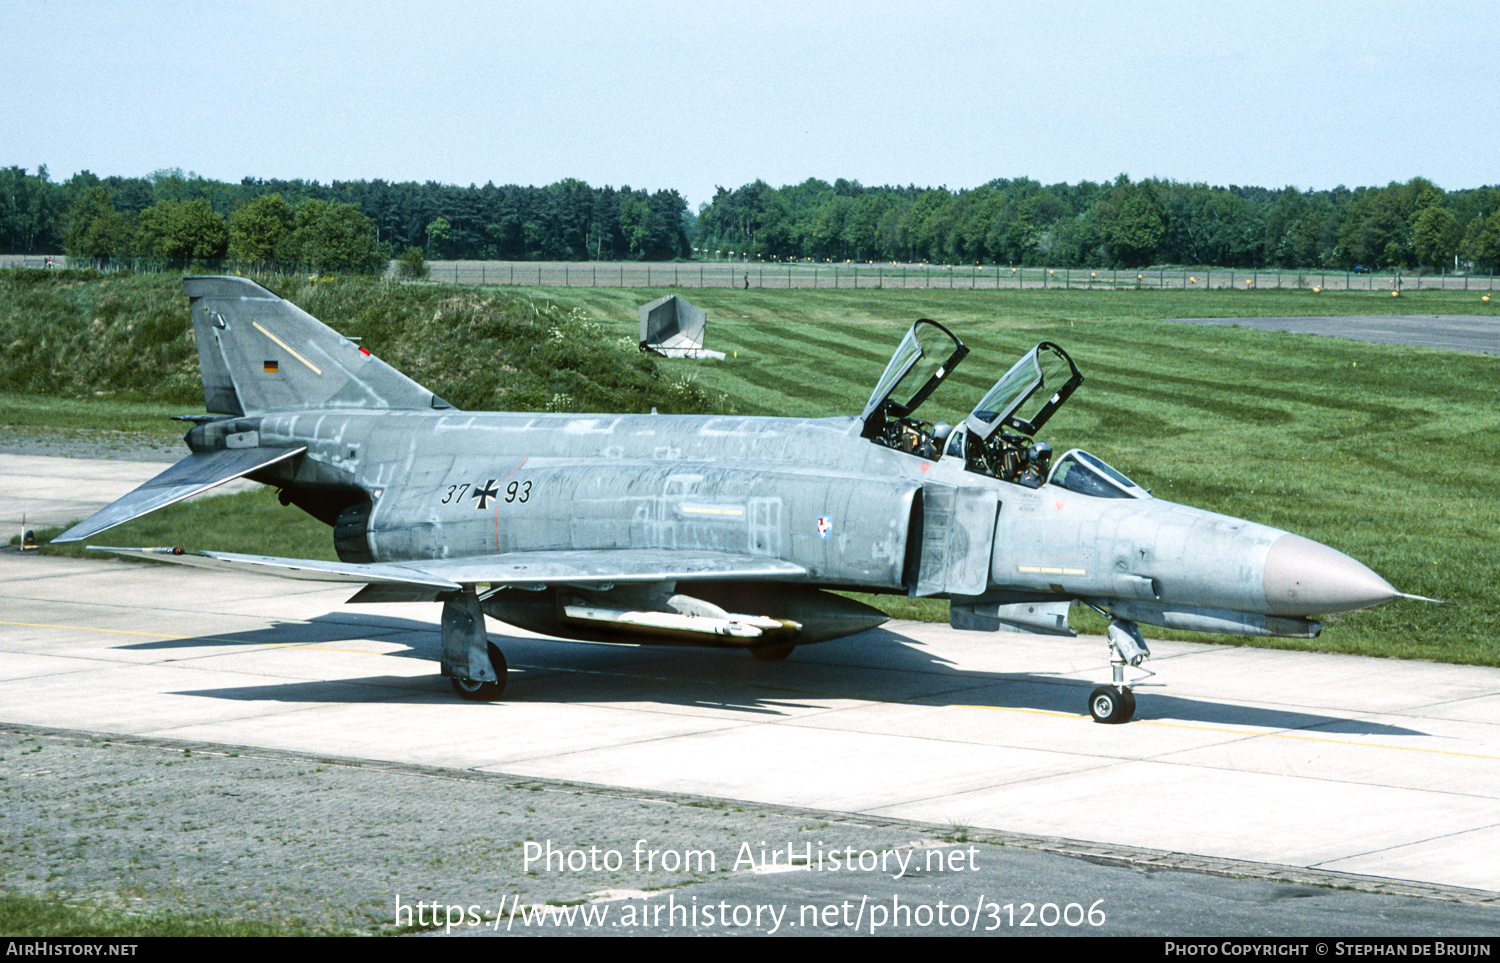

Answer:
[1088,617,1151,724]
[442,592,508,702]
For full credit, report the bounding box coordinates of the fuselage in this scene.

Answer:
[225,406,1399,634]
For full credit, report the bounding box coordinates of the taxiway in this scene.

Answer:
[2,450,1497,902]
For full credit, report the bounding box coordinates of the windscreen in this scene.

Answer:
[1049,449,1151,499]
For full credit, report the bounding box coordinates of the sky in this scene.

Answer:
[4,0,1496,209]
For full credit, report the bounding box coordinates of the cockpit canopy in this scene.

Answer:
[860,319,968,430]
[863,321,1113,489]
[962,342,1082,443]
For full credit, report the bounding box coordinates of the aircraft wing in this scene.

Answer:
[53,447,306,543]
[86,546,809,599]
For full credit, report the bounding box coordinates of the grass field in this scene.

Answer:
[7,276,1498,665]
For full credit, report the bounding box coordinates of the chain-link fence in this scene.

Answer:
[406,260,1500,292]
[4,254,1495,292]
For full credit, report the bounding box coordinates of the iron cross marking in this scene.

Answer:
[471,479,500,510]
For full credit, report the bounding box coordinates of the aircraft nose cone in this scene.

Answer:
[1263,533,1400,616]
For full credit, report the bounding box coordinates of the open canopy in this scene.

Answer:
[860,319,968,430]
[962,341,1082,443]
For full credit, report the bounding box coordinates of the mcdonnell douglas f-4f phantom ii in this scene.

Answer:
[56,276,1424,723]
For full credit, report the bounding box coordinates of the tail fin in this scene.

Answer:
[185,276,453,414]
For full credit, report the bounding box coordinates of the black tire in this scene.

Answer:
[750,644,795,661]
[1088,685,1134,724]
[451,642,508,701]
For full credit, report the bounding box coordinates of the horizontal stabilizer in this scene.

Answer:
[84,546,807,590]
[53,447,305,543]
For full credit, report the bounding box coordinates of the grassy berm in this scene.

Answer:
[5,269,1500,666]
[0,267,724,415]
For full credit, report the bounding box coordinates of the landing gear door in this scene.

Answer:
[913,484,999,598]
[962,342,1082,444]
[860,319,968,435]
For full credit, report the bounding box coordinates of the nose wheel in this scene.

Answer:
[1088,685,1136,724]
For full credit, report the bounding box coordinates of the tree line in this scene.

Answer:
[0,167,693,268]
[696,176,1500,273]
[2,165,1498,272]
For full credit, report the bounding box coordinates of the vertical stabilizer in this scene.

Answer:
[184,276,453,414]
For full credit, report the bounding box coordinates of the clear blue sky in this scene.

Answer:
[4,0,1495,209]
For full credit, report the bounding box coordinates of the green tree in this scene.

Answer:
[229,193,294,262]
[1462,208,1500,273]
[425,216,451,258]
[134,198,229,260]
[62,187,130,259]
[282,200,384,272]
[1412,206,1460,270]
[1097,178,1166,267]
[617,193,650,259]
[0,165,64,253]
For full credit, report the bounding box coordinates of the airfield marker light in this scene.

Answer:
[1483,295,1490,302]
[1313,286,1321,293]
[1091,272,1097,278]
[1392,290,1400,297]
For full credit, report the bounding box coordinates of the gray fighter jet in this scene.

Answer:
[55,277,1424,723]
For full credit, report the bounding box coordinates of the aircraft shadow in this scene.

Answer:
[116,612,440,657]
[157,620,1426,738]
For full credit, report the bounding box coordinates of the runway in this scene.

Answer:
[1169,314,1500,354]
[3,452,1498,903]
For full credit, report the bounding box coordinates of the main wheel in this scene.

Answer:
[750,644,795,661]
[1088,685,1135,724]
[451,642,508,701]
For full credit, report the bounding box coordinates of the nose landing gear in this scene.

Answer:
[1089,617,1151,724]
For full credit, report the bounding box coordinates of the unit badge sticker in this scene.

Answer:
[816,515,833,540]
